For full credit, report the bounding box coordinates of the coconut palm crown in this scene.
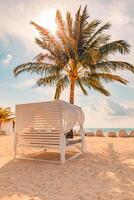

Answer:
[0,107,15,129]
[14,6,134,104]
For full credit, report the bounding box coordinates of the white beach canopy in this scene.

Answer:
[15,100,86,163]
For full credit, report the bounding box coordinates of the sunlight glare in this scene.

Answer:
[36,10,57,34]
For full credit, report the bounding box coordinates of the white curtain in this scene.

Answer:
[61,102,85,133]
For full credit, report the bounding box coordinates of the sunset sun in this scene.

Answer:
[36,10,57,33]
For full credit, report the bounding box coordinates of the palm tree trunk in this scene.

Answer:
[0,123,1,130]
[66,78,75,138]
[69,78,75,104]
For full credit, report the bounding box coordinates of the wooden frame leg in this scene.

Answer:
[59,132,66,164]
[60,148,65,164]
[80,125,87,153]
[81,139,86,153]
[14,132,17,159]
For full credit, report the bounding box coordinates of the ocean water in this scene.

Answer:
[85,128,134,133]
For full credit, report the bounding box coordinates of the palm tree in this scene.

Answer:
[13,6,134,104]
[0,107,15,131]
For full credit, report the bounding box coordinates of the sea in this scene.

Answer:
[85,128,134,134]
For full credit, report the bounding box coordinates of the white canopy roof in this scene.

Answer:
[15,100,85,134]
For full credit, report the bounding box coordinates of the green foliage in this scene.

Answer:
[0,107,14,127]
[13,6,134,103]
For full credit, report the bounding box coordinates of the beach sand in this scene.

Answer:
[0,135,134,200]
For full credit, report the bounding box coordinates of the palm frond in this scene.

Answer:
[56,10,66,34]
[79,49,101,66]
[78,20,101,56]
[85,72,128,84]
[86,22,111,47]
[54,75,69,99]
[99,40,130,56]
[36,74,62,87]
[93,61,134,73]
[34,53,53,62]
[80,77,110,96]
[0,107,14,124]
[73,6,90,53]
[35,38,57,55]
[35,38,56,56]
[14,62,62,77]
[73,5,81,41]
[85,20,101,35]
[90,34,110,49]
[35,38,68,66]
[76,78,88,95]
[30,21,60,49]
[56,9,70,52]
[66,11,73,37]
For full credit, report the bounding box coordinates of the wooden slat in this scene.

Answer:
[21,129,60,132]
[18,143,59,147]
[15,102,63,150]
[20,135,60,139]
[20,133,60,136]
[20,138,60,143]
[21,138,60,141]
[22,140,59,144]
[21,130,60,133]
[18,144,59,148]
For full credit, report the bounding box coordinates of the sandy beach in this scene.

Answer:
[0,135,134,200]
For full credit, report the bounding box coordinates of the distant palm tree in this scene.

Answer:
[14,6,134,104]
[0,107,14,131]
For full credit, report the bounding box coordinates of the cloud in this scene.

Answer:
[1,54,13,65]
[0,0,67,52]
[0,1,134,53]
[0,78,36,90]
[116,71,134,89]
[34,86,55,99]
[12,79,35,89]
[83,98,134,128]
[107,100,127,116]
[90,99,134,117]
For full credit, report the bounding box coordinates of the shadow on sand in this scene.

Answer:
[0,143,134,200]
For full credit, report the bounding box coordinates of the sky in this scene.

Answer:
[0,0,134,128]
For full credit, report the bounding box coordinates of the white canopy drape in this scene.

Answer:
[61,102,85,133]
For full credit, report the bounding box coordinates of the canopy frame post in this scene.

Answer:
[14,130,17,159]
[80,124,86,153]
[59,132,66,164]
